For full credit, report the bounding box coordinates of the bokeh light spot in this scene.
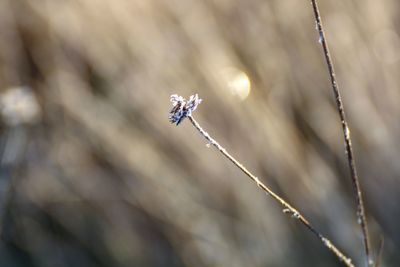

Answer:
[220,67,251,101]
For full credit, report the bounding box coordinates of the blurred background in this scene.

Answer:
[0,0,399,266]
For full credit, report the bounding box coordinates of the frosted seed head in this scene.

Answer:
[169,94,202,125]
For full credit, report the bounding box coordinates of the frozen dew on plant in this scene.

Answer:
[292,212,300,219]
[344,126,351,139]
[314,21,323,44]
[283,208,290,214]
[318,34,324,44]
[282,208,300,219]
[169,94,202,125]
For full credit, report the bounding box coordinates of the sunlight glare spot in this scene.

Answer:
[220,67,251,101]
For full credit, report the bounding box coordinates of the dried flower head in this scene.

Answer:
[169,94,202,125]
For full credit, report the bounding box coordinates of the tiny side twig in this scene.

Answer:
[310,1,372,266]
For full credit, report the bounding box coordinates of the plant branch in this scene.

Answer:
[375,236,384,267]
[187,115,354,267]
[310,1,372,266]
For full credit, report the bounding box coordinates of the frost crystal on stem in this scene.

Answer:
[169,94,202,125]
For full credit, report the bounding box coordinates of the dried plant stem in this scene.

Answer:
[375,236,384,267]
[187,115,354,267]
[310,1,372,266]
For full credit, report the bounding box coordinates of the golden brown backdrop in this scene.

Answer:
[0,0,399,266]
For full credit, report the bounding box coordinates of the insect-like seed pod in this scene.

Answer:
[169,94,202,125]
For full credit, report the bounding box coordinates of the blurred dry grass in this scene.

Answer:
[0,0,399,266]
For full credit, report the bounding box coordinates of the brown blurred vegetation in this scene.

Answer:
[0,0,399,266]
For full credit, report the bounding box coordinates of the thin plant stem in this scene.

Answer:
[187,115,354,267]
[310,1,372,266]
[375,236,384,267]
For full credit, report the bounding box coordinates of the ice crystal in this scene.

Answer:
[169,94,202,125]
